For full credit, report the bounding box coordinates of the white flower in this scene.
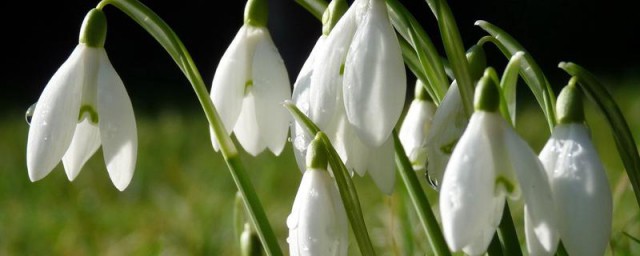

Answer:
[399,83,436,171]
[425,81,468,188]
[538,123,612,256]
[343,0,406,147]
[439,111,558,255]
[210,24,291,156]
[287,168,348,256]
[27,44,137,191]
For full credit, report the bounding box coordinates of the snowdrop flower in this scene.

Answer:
[439,71,558,255]
[343,0,406,147]
[424,81,467,188]
[399,81,436,171]
[26,9,137,191]
[287,138,348,256]
[210,0,291,156]
[538,82,612,256]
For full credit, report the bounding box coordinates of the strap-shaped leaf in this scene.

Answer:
[559,62,640,207]
[476,20,556,131]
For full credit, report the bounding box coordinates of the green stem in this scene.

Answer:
[497,205,522,256]
[294,0,327,21]
[559,62,640,208]
[476,21,557,131]
[386,0,448,103]
[96,1,282,255]
[426,0,475,117]
[283,102,376,255]
[393,131,451,256]
[487,234,504,256]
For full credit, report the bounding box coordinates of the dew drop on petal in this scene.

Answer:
[426,171,440,191]
[25,102,37,125]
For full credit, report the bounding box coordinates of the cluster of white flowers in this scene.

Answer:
[26,1,615,255]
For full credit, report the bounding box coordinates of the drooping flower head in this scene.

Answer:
[210,0,291,156]
[294,0,397,194]
[399,81,436,171]
[439,70,558,255]
[27,9,137,191]
[287,137,348,256]
[538,81,612,256]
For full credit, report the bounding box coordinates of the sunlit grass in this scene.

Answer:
[0,80,638,255]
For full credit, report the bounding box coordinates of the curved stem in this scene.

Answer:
[97,1,282,255]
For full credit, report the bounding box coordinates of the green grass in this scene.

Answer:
[1,80,639,255]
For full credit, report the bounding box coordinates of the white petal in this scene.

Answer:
[425,81,468,188]
[27,45,89,181]
[309,6,357,130]
[343,0,406,147]
[62,119,101,181]
[252,30,292,155]
[367,136,396,194]
[210,25,259,149]
[505,125,558,255]
[399,99,436,170]
[439,112,503,254]
[288,169,348,256]
[540,124,612,256]
[97,49,137,191]
[234,92,265,156]
[291,38,325,172]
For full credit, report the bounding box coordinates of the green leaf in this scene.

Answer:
[476,20,556,131]
[393,131,451,256]
[386,0,449,103]
[283,101,377,256]
[500,51,525,125]
[425,0,474,116]
[559,62,640,208]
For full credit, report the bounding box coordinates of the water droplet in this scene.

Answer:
[25,102,37,125]
[425,171,440,191]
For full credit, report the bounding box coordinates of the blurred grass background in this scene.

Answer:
[0,74,638,255]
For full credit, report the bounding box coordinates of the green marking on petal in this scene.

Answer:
[339,63,345,76]
[78,105,99,124]
[440,139,458,155]
[495,175,515,194]
[244,80,253,95]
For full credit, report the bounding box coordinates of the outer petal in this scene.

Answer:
[210,25,257,150]
[62,119,101,181]
[367,136,395,194]
[540,124,612,256]
[97,49,137,191]
[234,92,265,156]
[399,99,436,170]
[504,124,558,256]
[309,5,357,130]
[287,169,348,256]
[343,0,406,147]
[291,38,326,172]
[252,29,292,156]
[439,112,503,254]
[27,45,89,181]
[425,81,468,189]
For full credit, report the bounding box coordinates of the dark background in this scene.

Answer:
[3,0,639,114]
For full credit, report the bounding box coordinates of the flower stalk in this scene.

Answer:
[95,0,282,255]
